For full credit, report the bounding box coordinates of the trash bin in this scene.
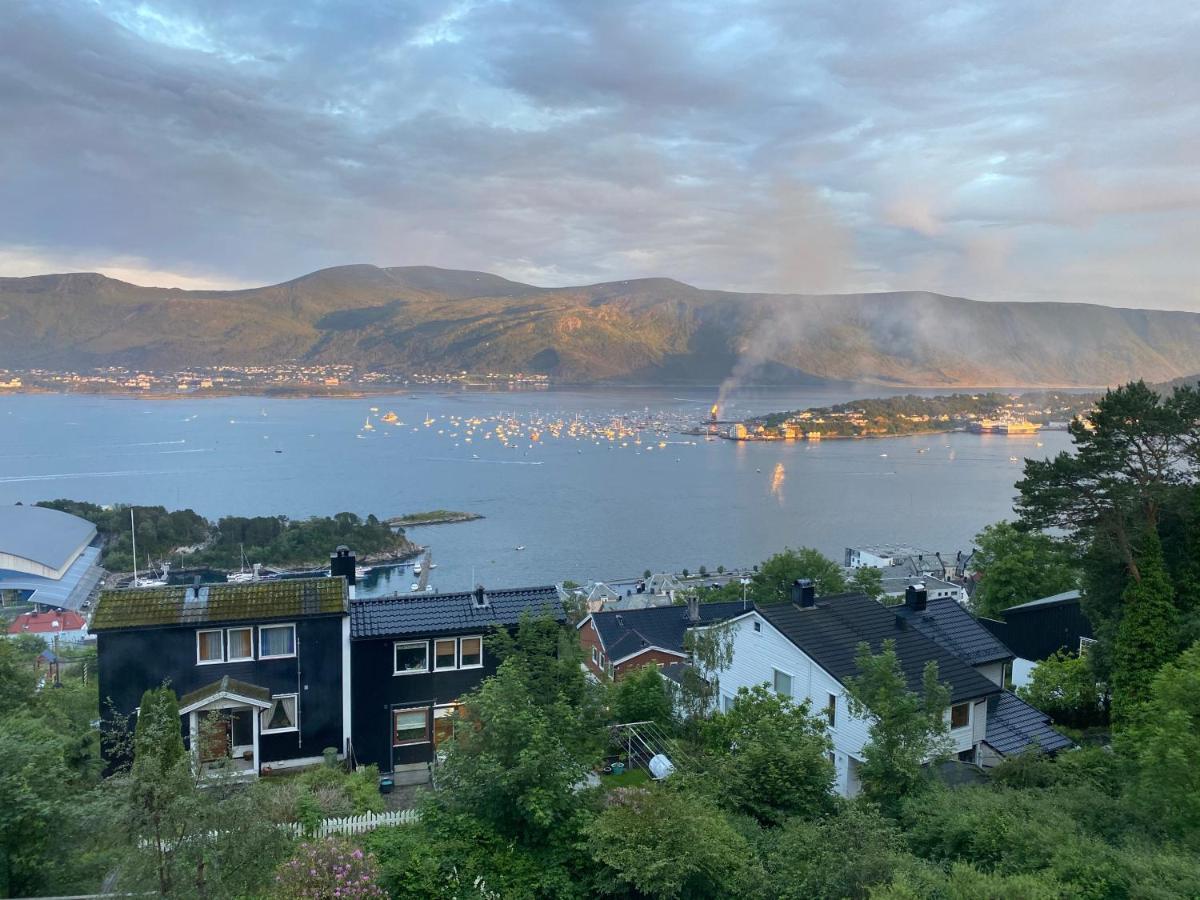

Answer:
[379,777,394,794]
[610,762,625,776]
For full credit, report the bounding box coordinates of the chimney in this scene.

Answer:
[330,545,357,599]
[905,582,928,612]
[791,578,816,608]
[473,585,488,608]
[686,593,700,623]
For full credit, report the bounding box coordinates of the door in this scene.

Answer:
[199,711,230,763]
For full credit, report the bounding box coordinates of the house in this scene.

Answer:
[93,549,565,784]
[8,608,89,643]
[716,582,1001,796]
[91,576,350,777]
[0,505,105,613]
[577,599,747,680]
[349,584,563,783]
[981,590,1093,685]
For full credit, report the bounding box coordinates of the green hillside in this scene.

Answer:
[3,265,1200,387]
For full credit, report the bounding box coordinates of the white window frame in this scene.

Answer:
[772,667,794,698]
[591,646,599,665]
[392,706,430,746]
[393,640,429,676]
[259,623,297,660]
[950,701,971,730]
[196,629,224,665]
[826,692,837,727]
[459,635,483,669]
[226,627,255,662]
[433,637,458,671]
[261,693,299,734]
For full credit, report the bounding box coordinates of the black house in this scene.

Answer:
[91,577,350,775]
[981,590,1093,662]
[349,585,563,781]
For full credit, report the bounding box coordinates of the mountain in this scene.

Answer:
[3,264,1200,387]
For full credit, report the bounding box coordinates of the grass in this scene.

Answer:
[601,768,650,789]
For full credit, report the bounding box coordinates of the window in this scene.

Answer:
[259,624,296,659]
[433,705,459,747]
[460,636,482,668]
[227,627,254,661]
[753,621,762,633]
[394,641,429,675]
[262,694,298,733]
[393,707,429,746]
[950,702,971,729]
[826,693,837,727]
[722,694,733,713]
[197,629,223,664]
[591,646,599,665]
[773,668,793,697]
[434,638,457,671]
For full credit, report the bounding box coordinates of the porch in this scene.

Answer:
[179,675,273,778]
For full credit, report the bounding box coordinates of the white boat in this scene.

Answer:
[129,510,168,587]
[515,545,526,551]
[413,561,422,576]
[355,565,371,579]
[410,583,421,592]
[227,546,258,583]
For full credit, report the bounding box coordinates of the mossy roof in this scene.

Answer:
[90,577,347,630]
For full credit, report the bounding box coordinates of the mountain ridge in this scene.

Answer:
[3,265,1200,387]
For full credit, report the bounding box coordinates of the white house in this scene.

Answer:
[708,582,1073,796]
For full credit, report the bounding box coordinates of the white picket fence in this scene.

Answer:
[289,808,419,839]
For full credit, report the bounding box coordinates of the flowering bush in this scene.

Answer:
[272,837,387,899]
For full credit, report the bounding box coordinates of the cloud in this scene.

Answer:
[0,0,1197,310]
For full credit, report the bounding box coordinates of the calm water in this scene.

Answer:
[0,388,1068,590]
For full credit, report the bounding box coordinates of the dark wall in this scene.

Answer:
[981,601,1093,661]
[350,632,499,772]
[97,614,345,766]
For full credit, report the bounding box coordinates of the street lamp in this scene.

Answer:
[740,576,751,610]
[51,618,61,686]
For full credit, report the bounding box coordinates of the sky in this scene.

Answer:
[2,1,1198,310]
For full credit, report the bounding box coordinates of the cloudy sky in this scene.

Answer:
[2,1,1198,309]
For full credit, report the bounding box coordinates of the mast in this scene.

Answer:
[130,508,139,585]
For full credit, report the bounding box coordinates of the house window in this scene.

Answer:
[394,641,429,675]
[434,638,457,671]
[262,694,298,733]
[433,704,459,747]
[950,702,971,729]
[459,636,482,668]
[259,624,296,659]
[722,694,733,713]
[591,646,599,665]
[227,627,254,662]
[773,669,793,697]
[753,621,762,633]
[826,693,837,727]
[197,629,223,664]
[393,707,430,746]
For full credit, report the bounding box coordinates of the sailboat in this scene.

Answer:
[227,544,258,583]
[130,509,167,587]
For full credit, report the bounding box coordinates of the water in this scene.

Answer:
[0,388,1069,590]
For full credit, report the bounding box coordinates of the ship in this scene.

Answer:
[968,419,1041,435]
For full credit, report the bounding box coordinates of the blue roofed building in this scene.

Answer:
[0,505,105,613]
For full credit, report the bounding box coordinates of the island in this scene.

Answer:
[385,510,484,527]
[714,391,1098,441]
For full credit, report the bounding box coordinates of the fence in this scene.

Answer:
[288,808,419,839]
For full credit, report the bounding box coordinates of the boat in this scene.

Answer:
[362,418,375,431]
[410,583,420,592]
[880,453,888,458]
[382,411,398,423]
[355,565,371,579]
[227,545,258,583]
[274,449,283,454]
[413,560,422,576]
[515,545,526,551]
[129,510,168,587]
[1009,456,1019,462]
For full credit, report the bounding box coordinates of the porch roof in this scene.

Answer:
[179,675,272,714]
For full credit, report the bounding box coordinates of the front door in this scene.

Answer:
[199,711,230,763]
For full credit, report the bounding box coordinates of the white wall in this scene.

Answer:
[717,612,872,796]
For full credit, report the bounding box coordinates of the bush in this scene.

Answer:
[271,838,386,899]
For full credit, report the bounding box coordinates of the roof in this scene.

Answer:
[0,544,104,611]
[588,601,748,662]
[179,675,272,713]
[91,577,347,631]
[350,585,563,639]
[758,594,1001,704]
[984,691,1075,756]
[893,598,1014,666]
[8,609,87,634]
[1003,590,1082,614]
[0,505,96,575]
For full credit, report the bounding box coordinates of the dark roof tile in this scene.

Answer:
[893,598,1014,665]
[588,601,748,661]
[350,585,563,638]
[759,594,1000,703]
[985,691,1075,756]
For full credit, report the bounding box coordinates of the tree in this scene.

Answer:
[703,685,834,824]
[674,622,734,722]
[588,786,761,899]
[1129,640,1200,841]
[845,640,950,811]
[1016,650,1106,730]
[608,664,674,729]
[431,659,592,845]
[969,521,1079,618]
[752,547,847,603]
[1111,530,1180,729]
[698,565,708,577]
[849,566,885,602]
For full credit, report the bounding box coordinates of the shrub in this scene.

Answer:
[271,837,386,899]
